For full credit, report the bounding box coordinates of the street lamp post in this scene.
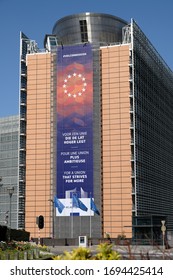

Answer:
[161,220,166,260]
[48,199,55,247]
[7,187,14,229]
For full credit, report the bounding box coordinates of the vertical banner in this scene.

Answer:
[56,44,93,216]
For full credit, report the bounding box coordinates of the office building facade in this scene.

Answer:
[19,13,173,241]
[0,115,19,229]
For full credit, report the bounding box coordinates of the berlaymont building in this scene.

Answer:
[2,12,173,244]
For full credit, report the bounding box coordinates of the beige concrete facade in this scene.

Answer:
[25,53,53,238]
[101,45,132,238]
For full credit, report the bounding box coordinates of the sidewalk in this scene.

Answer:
[48,244,173,259]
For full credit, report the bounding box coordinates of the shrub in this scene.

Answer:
[53,247,92,260]
[0,241,8,251]
[94,243,121,260]
[117,233,126,240]
[53,243,121,260]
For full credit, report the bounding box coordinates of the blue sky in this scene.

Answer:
[1,0,173,117]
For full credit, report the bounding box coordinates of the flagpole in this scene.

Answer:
[71,194,73,238]
[90,193,91,238]
[90,207,91,238]
[52,201,55,247]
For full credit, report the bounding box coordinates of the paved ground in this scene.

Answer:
[47,244,173,259]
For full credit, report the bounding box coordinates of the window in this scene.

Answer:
[79,20,88,42]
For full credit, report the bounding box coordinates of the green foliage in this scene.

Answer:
[105,232,110,239]
[0,241,48,260]
[0,241,8,251]
[0,226,8,241]
[37,244,49,251]
[53,243,121,260]
[53,247,92,260]
[0,225,30,242]
[94,243,121,260]
[10,229,30,241]
[117,233,126,240]
[15,241,32,251]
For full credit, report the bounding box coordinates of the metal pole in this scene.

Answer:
[38,228,40,245]
[90,206,91,238]
[9,193,12,228]
[89,194,91,239]
[48,199,55,247]
[52,202,55,247]
[161,220,166,260]
[7,187,14,241]
[71,198,73,238]
[7,187,14,228]
[162,232,165,260]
